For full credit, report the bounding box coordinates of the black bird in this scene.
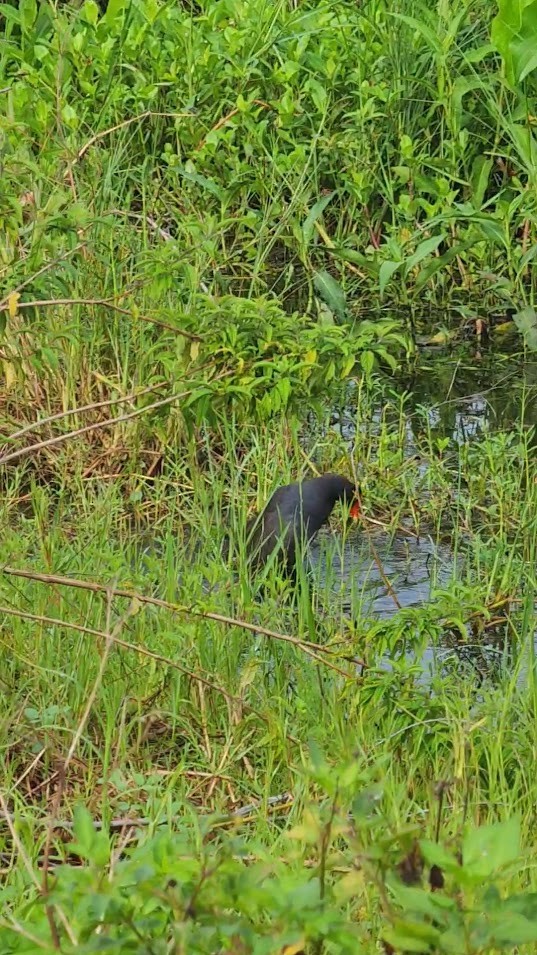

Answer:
[247,473,360,578]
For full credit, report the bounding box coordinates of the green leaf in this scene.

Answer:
[0,4,21,24]
[325,359,336,381]
[491,0,537,87]
[390,13,443,54]
[41,347,60,371]
[360,350,375,376]
[383,919,441,953]
[420,839,461,874]
[178,167,224,200]
[317,301,336,327]
[379,260,401,296]
[93,830,111,868]
[341,354,356,377]
[104,0,128,22]
[475,216,508,248]
[274,377,291,408]
[313,270,346,322]
[82,0,100,25]
[463,816,521,879]
[376,348,399,371]
[503,891,537,919]
[306,78,328,112]
[390,884,450,919]
[404,233,445,274]
[479,911,537,946]
[470,155,493,208]
[20,0,37,32]
[72,804,96,860]
[513,306,537,350]
[414,239,476,289]
[333,247,375,270]
[518,244,537,272]
[520,44,537,81]
[302,192,335,248]
[465,43,495,63]
[506,120,537,178]
[451,77,484,133]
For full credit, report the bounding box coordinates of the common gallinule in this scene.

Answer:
[247,473,360,578]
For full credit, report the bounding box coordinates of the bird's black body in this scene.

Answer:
[247,473,356,577]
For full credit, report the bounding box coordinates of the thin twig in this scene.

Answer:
[0,244,84,312]
[107,209,173,242]
[13,747,46,792]
[0,792,294,834]
[361,514,419,540]
[367,533,402,611]
[0,605,249,708]
[1,297,201,340]
[355,485,402,610]
[0,377,230,468]
[42,766,63,949]
[64,587,116,772]
[73,110,193,163]
[196,99,271,150]
[3,383,166,443]
[0,792,41,890]
[0,568,365,673]
[0,919,50,950]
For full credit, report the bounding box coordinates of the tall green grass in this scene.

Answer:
[2,389,537,945]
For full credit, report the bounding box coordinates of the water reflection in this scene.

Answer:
[308,353,537,680]
[310,528,453,618]
[328,357,537,448]
[309,527,516,685]
[404,353,537,431]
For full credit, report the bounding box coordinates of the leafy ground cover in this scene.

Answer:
[3,399,537,951]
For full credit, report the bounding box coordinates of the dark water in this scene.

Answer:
[310,528,454,619]
[309,528,483,682]
[331,353,537,447]
[305,352,537,680]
